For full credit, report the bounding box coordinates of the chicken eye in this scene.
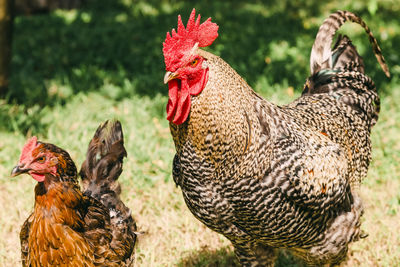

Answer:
[36,156,46,163]
[190,58,199,67]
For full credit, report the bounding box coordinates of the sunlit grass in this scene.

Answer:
[1,83,399,266]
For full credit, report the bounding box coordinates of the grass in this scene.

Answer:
[0,0,399,266]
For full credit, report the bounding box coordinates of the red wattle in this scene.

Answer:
[172,90,191,125]
[167,79,179,121]
[31,172,45,182]
[166,68,209,125]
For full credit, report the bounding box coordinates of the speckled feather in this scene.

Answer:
[20,120,136,266]
[170,11,388,266]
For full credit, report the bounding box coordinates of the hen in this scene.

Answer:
[162,9,389,266]
[11,120,136,266]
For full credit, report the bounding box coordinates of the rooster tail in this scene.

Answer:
[80,120,136,252]
[309,10,389,77]
[304,11,389,128]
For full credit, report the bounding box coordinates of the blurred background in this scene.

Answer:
[0,0,399,266]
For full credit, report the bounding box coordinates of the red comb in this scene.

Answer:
[163,9,219,71]
[20,136,38,162]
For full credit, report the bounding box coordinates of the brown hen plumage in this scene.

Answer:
[13,120,136,267]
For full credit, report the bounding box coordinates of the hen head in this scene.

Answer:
[11,136,77,183]
[163,8,219,125]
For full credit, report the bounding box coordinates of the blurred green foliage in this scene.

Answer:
[1,0,399,138]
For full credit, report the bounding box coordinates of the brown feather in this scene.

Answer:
[18,120,136,266]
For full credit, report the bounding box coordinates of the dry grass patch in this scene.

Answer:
[0,172,399,266]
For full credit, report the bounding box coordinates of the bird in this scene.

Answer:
[11,120,136,267]
[162,9,389,266]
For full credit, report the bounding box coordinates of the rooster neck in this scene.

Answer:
[170,50,268,165]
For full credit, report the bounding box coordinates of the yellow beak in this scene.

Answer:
[164,71,178,84]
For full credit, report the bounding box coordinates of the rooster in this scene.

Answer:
[11,120,136,267]
[162,9,389,266]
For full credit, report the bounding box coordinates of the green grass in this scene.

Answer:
[0,0,399,266]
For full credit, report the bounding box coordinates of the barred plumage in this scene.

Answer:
[164,10,389,266]
[310,10,390,78]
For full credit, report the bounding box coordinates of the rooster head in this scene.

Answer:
[163,8,219,125]
[11,136,77,183]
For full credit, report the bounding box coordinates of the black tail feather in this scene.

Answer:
[303,11,388,127]
[80,120,127,202]
[303,35,367,95]
[331,35,364,73]
[309,10,389,78]
[80,120,136,257]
